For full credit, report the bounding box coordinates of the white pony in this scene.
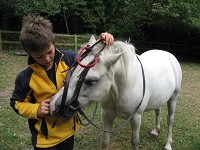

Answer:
[50,36,182,150]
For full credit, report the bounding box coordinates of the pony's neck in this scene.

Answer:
[111,53,141,95]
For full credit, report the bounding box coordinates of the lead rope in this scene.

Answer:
[77,103,98,126]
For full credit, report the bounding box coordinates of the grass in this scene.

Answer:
[0,50,200,150]
[0,51,32,150]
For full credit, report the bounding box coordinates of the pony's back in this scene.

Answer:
[139,50,182,111]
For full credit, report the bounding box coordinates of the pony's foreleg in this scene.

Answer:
[164,93,178,150]
[130,113,142,150]
[100,111,115,150]
[150,108,161,137]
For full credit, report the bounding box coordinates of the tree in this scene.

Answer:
[2,0,200,44]
[102,0,200,42]
[1,0,86,34]
[57,0,87,34]
[1,0,107,34]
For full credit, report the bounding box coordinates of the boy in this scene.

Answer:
[10,15,114,150]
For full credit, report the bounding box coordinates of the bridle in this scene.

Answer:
[52,39,105,128]
[52,40,146,134]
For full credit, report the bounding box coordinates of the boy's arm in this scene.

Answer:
[13,100,40,119]
[10,70,39,119]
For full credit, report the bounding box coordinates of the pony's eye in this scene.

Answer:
[84,77,99,86]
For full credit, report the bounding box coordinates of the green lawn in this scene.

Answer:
[0,51,199,150]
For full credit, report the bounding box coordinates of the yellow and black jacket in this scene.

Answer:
[10,49,80,148]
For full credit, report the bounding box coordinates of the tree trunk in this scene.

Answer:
[63,11,69,34]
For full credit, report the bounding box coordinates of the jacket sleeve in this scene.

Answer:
[10,69,39,119]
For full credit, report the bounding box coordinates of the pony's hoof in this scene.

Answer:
[164,143,172,150]
[101,143,108,150]
[150,129,159,137]
[101,147,108,150]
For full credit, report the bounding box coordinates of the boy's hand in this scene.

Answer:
[101,32,114,45]
[37,99,51,118]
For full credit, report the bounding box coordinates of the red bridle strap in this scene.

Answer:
[77,45,100,68]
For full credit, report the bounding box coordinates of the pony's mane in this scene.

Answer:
[100,40,137,74]
[100,40,136,59]
[114,40,136,55]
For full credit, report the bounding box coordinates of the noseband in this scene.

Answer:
[52,39,105,128]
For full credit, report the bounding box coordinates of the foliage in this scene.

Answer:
[102,0,200,40]
[1,0,200,42]
[149,1,199,29]
[0,0,105,34]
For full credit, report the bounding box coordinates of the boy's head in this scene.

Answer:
[20,15,55,54]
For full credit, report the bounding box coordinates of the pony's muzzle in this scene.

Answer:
[49,101,56,116]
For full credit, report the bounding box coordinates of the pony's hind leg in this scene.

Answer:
[164,92,179,150]
[150,108,161,137]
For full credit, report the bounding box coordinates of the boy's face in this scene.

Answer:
[30,43,55,70]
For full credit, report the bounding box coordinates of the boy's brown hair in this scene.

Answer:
[20,15,55,54]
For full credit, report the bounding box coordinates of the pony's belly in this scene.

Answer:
[145,104,164,111]
[145,93,173,111]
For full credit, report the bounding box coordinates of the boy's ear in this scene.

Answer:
[88,35,96,45]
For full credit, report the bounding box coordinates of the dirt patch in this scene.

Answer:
[0,53,6,58]
[0,92,10,97]
[0,87,13,97]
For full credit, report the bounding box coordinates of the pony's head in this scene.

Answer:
[50,36,135,117]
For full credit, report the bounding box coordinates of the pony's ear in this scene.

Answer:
[104,52,124,69]
[125,37,131,44]
[88,35,96,45]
